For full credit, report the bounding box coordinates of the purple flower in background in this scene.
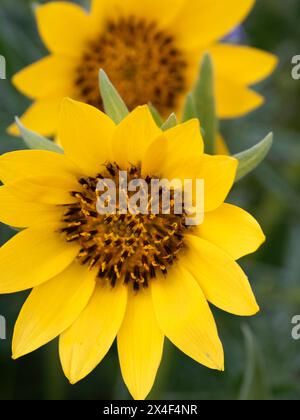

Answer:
[223,26,248,44]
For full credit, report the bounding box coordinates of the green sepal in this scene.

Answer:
[99,69,129,124]
[148,103,164,127]
[192,54,218,155]
[235,133,273,182]
[161,113,178,131]
[15,117,63,154]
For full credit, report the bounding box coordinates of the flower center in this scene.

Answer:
[61,163,189,290]
[75,16,187,116]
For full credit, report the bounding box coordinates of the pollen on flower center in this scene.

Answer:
[61,163,189,291]
[75,16,187,116]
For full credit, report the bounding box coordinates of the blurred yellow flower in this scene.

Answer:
[9,0,277,136]
[0,99,265,399]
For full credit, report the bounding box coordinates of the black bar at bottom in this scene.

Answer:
[2,401,205,417]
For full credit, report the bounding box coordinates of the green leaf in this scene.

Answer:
[192,54,218,155]
[161,113,178,131]
[235,132,273,182]
[182,93,206,137]
[99,69,129,124]
[182,92,197,122]
[148,103,163,127]
[239,324,269,401]
[15,118,63,154]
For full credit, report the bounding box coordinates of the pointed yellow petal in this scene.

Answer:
[35,2,92,57]
[151,265,224,371]
[174,0,255,50]
[0,225,79,294]
[183,235,260,316]
[141,135,169,178]
[199,155,237,211]
[60,281,127,384]
[8,99,61,137]
[142,119,204,178]
[113,106,161,169]
[0,185,65,228]
[0,150,81,184]
[4,176,78,205]
[91,0,184,28]
[12,55,76,100]
[210,44,278,86]
[12,262,96,359]
[145,148,237,212]
[196,204,266,260]
[59,98,116,176]
[118,287,164,400]
[216,78,264,119]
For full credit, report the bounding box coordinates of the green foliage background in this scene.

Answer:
[0,0,300,400]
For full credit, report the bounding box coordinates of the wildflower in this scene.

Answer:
[0,100,265,399]
[10,0,277,136]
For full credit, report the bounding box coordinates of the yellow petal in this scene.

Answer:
[0,185,65,228]
[173,0,255,50]
[0,225,79,294]
[200,155,237,211]
[91,0,184,28]
[8,99,62,137]
[215,78,264,119]
[113,106,161,169]
[12,55,76,100]
[183,235,260,316]
[209,44,278,86]
[12,262,96,359]
[195,203,266,260]
[60,281,127,384]
[141,135,169,178]
[145,148,237,212]
[35,2,92,57]
[118,287,164,400]
[59,98,116,176]
[142,119,204,178]
[0,150,80,184]
[151,265,224,371]
[4,176,78,205]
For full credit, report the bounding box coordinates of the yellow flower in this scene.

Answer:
[0,99,265,400]
[9,0,277,136]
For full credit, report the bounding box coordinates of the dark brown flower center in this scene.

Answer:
[61,163,189,290]
[75,16,187,116]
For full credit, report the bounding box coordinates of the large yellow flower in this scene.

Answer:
[0,99,265,399]
[9,0,277,136]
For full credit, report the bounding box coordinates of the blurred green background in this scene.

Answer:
[0,0,300,400]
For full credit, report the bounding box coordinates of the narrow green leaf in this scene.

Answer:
[239,324,269,401]
[235,132,273,182]
[161,113,178,131]
[192,54,218,155]
[99,69,129,124]
[15,117,63,154]
[182,92,197,122]
[148,103,163,127]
